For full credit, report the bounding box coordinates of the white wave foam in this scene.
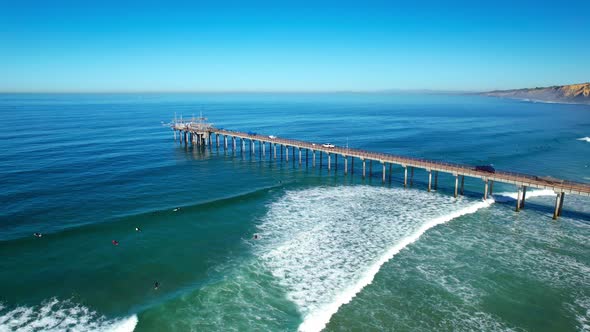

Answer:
[578,137,590,143]
[492,189,556,202]
[0,298,137,332]
[256,186,493,332]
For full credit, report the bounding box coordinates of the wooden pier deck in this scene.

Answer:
[171,120,590,219]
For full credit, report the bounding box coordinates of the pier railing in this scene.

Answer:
[209,128,590,195]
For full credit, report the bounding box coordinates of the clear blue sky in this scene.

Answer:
[1,0,588,92]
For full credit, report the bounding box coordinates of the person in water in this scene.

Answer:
[33,232,42,238]
[154,281,160,290]
[135,227,141,232]
[253,234,260,240]
[112,240,119,246]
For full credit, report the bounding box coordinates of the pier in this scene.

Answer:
[170,117,590,220]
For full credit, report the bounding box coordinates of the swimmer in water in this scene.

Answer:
[154,281,160,290]
[253,234,260,240]
[33,232,42,238]
[135,227,141,232]
[112,240,119,246]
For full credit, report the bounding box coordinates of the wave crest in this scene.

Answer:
[0,298,137,332]
[256,186,492,332]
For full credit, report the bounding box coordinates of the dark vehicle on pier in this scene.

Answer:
[475,165,496,173]
[248,131,257,136]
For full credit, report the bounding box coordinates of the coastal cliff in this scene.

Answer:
[484,83,590,104]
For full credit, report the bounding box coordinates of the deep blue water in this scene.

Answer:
[0,93,589,331]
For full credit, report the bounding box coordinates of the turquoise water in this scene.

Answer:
[0,93,589,331]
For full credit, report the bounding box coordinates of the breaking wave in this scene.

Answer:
[578,137,590,143]
[0,298,137,332]
[256,186,493,332]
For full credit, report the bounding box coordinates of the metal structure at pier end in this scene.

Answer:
[168,117,590,220]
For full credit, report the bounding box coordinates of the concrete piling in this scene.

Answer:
[362,159,366,179]
[344,156,348,175]
[404,166,408,187]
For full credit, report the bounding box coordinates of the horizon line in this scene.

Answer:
[0,88,481,94]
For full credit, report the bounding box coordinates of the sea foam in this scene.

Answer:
[492,189,556,202]
[257,186,493,332]
[0,298,137,332]
[578,137,590,143]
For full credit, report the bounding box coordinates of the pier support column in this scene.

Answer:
[483,179,489,200]
[351,157,354,174]
[286,146,289,162]
[428,170,432,192]
[216,134,220,148]
[454,174,459,198]
[460,175,465,195]
[251,140,255,155]
[224,136,228,150]
[262,142,266,157]
[489,180,494,195]
[280,145,283,161]
[434,171,438,190]
[404,166,408,187]
[369,160,373,177]
[344,156,348,175]
[320,152,323,168]
[312,150,316,168]
[292,147,295,163]
[241,139,245,153]
[299,148,302,166]
[389,164,392,183]
[232,137,236,150]
[553,192,563,220]
[306,150,309,167]
[410,167,414,187]
[362,159,366,179]
[327,154,331,172]
[274,144,277,160]
[558,192,565,217]
[335,154,338,172]
[184,131,188,145]
[516,186,522,212]
[382,163,386,183]
[521,186,527,209]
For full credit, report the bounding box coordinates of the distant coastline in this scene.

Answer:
[482,83,590,105]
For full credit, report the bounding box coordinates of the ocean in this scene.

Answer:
[0,93,589,331]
